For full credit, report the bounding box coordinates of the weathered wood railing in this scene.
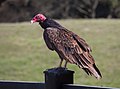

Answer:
[0,68,119,89]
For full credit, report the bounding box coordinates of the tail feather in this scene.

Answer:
[83,64,102,79]
[68,44,102,79]
[93,64,102,79]
[82,68,92,75]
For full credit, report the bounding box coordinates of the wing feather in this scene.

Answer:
[43,30,55,50]
[44,27,94,65]
[73,34,92,52]
[44,27,101,79]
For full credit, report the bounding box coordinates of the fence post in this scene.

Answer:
[44,67,74,89]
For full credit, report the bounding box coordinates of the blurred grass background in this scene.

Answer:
[0,19,120,88]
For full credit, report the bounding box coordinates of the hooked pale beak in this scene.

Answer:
[31,20,35,23]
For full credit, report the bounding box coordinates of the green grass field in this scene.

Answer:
[0,19,120,88]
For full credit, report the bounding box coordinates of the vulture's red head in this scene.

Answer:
[31,14,46,23]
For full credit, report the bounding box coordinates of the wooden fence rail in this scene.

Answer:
[0,81,44,89]
[0,81,119,89]
[0,68,119,89]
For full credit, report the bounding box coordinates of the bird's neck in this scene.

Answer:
[39,19,49,29]
[39,18,64,30]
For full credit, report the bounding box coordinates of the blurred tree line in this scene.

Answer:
[0,0,120,22]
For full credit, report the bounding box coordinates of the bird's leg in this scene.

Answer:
[58,59,63,67]
[64,61,68,68]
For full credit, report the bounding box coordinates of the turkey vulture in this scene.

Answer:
[31,14,102,79]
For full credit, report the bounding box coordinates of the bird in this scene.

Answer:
[31,14,102,79]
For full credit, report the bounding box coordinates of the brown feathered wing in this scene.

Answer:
[43,27,102,79]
